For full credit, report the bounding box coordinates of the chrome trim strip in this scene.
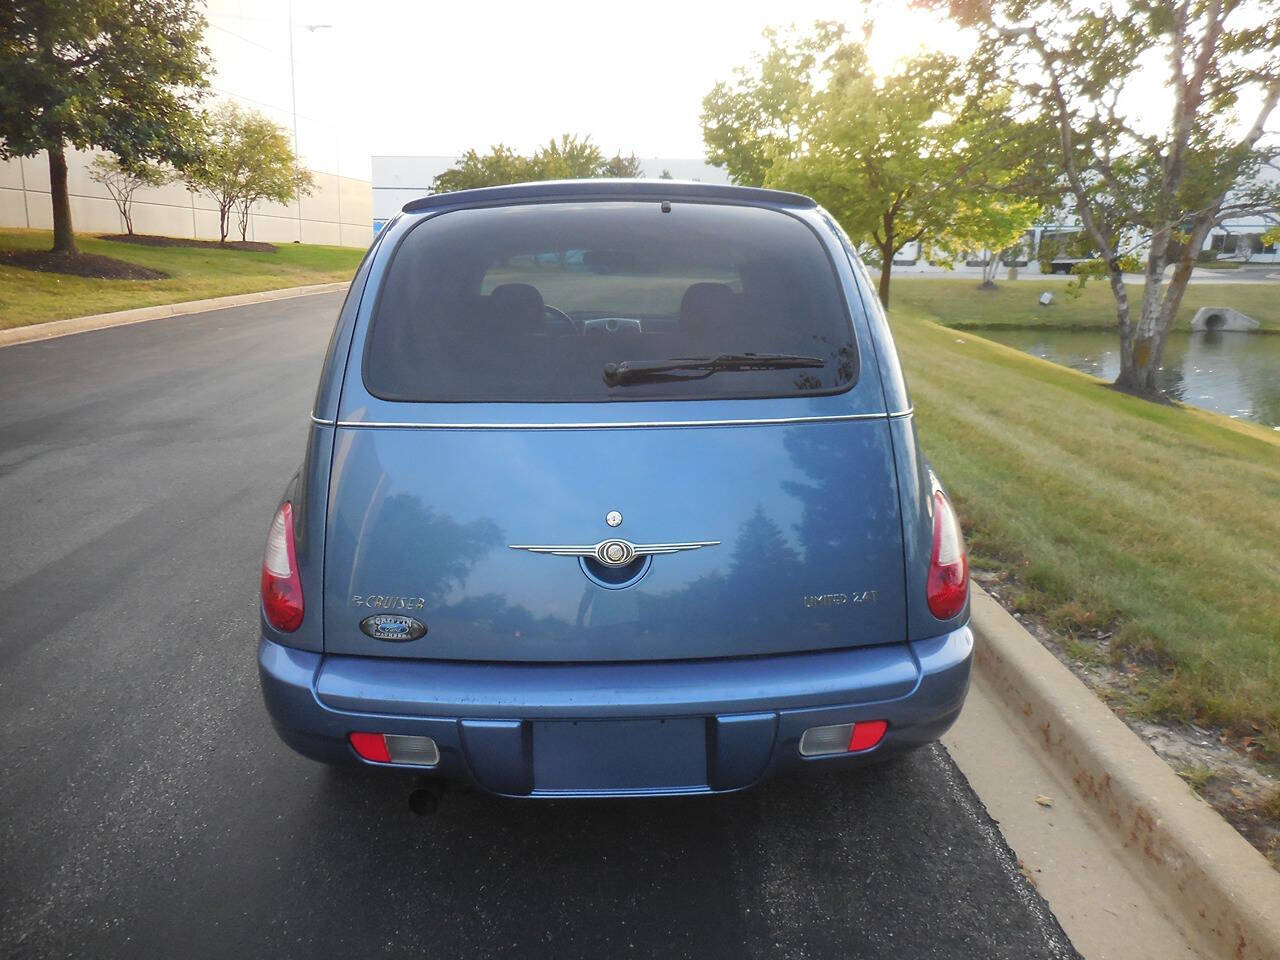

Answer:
[311,414,336,426]
[331,412,893,430]
[888,407,914,419]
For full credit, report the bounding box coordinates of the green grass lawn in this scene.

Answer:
[0,228,365,330]
[892,275,1279,331]
[891,300,1280,753]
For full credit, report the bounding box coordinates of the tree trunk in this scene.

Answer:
[878,255,893,307]
[48,143,78,255]
[1115,229,1176,397]
[1117,221,1211,395]
[980,252,1001,288]
[1108,263,1150,394]
[874,213,898,307]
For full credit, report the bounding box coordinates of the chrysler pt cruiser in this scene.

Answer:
[257,180,972,797]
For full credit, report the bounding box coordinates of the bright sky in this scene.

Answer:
[204,0,969,180]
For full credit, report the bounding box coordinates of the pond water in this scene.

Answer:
[977,329,1280,429]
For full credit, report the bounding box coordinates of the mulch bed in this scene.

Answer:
[104,233,278,253]
[0,249,169,280]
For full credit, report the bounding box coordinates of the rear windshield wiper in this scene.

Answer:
[603,353,825,386]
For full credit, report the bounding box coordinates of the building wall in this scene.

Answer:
[1,148,374,248]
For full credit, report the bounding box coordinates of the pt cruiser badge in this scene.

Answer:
[360,614,428,642]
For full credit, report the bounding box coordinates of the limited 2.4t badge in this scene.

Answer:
[359,614,428,642]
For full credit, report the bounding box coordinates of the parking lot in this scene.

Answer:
[0,294,1076,959]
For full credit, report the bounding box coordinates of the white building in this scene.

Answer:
[0,0,373,247]
[0,148,372,247]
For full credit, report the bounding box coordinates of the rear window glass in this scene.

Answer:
[364,201,857,402]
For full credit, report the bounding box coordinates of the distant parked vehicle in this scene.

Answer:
[257,180,972,798]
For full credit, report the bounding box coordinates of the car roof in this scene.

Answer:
[400,179,817,213]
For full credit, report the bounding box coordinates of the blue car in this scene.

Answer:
[258,180,972,798]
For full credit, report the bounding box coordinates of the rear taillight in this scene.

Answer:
[348,732,440,766]
[799,720,888,756]
[926,489,968,620]
[261,502,304,632]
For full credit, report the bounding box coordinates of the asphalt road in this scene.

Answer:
[0,294,1077,959]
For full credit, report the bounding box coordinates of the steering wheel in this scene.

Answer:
[543,304,578,334]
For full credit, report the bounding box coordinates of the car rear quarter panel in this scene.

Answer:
[829,222,971,639]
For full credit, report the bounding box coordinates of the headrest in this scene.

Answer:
[680,282,736,336]
[487,283,545,333]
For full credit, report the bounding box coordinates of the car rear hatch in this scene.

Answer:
[322,416,905,661]
[320,195,907,662]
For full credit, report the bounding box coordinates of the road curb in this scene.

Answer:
[969,586,1280,960]
[0,281,351,349]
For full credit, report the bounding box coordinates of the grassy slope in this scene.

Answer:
[892,275,1279,331]
[891,304,1280,751]
[0,229,364,329]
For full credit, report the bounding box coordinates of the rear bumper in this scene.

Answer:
[258,626,973,797]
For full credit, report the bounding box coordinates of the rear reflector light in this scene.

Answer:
[348,732,439,767]
[926,489,968,620]
[799,720,888,756]
[348,731,390,763]
[261,502,304,632]
[848,719,888,751]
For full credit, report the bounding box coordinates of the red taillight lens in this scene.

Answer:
[261,501,304,632]
[349,732,391,763]
[848,719,888,752]
[926,490,968,620]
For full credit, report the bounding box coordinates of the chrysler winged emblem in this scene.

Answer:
[508,538,719,568]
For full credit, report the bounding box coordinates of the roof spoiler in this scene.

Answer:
[401,179,817,213]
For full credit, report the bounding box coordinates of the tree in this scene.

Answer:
[935,0,1280,397]
[703,24,832,189]
[530,133,605,179]
[601,152,643,178]
[431,135,641,192]
[229,114,314,242]
[0,0,210,254]
[941,198,1040,288]
[702,23,1048,306]
[235,162,314,242]
[432,144,532,193]
[186,101,312,243]
[87,155,172,236]
[658,169,674,180]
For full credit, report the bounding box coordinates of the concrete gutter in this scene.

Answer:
[969,586,1280,960]
[0,281,350,349]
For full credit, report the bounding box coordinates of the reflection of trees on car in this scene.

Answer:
[639,507,805,641]
[334,493,503,609]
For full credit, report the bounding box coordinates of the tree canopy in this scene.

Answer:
[531,133,605,179]
[185,101,313,243]
[0,0,210,253]
[87,155,172,235]
[931,0,1280,396]
[702,24,1049,306]
[701,23,1047,306]
[431,135,645,192]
